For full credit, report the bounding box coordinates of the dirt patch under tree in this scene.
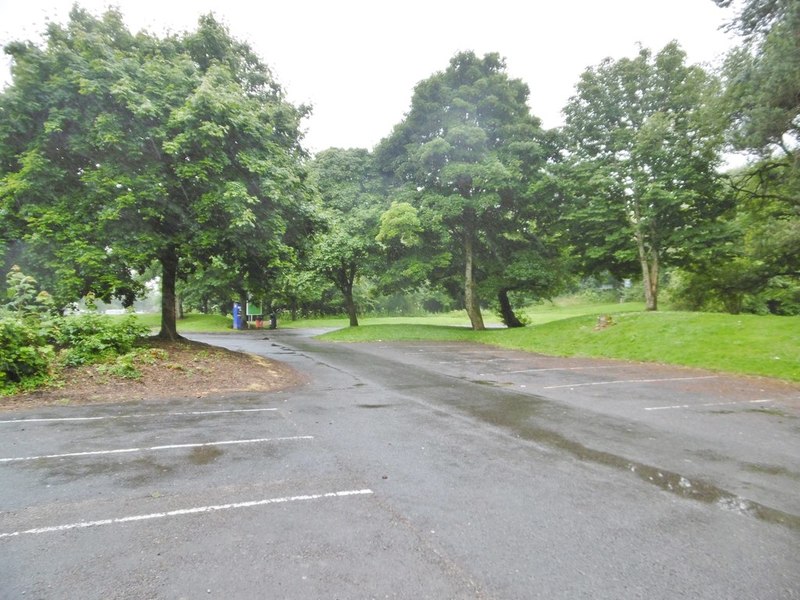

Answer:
[0,338,303,411]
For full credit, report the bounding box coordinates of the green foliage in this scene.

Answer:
[0,316,54,388]
[0,9,317,340]
[720,0,800,157]
[322,309,799,381]
[672,156,799,314]
[96,353,142,380]
[376,202,422,248]
[95,347,168,380]
[0,266,152,394]
[309,148,387,326]
[709,0,800,312]
[0,266,56,390]
[561,42,728,310]
[56,313,149,367]
[375,51,557,330]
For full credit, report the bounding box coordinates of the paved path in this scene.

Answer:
[1,329,798,599]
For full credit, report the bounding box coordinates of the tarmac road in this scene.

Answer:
[1,328,798,599]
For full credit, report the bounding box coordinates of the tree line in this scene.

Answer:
[1,0,797,337]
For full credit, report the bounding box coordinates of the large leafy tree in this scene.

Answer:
[561,42,728,310]
[0,8,315,338]
[713,0,799,297]
[719,0,800,161]
[376,51,552,330]
[309,148,386,327]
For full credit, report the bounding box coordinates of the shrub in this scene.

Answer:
[56,313,150,367]
[1,267,57,391]
[0,314,54,388]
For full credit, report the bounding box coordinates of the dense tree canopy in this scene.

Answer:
[708,0,800,311]
[561,42,729,310]
[376,51,555,329]
[309,148,385,327]
[0,8,316,338]
[3,3,799,335]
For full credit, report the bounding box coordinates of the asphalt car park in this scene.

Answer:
[1,330,798,599]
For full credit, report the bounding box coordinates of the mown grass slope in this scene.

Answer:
[322,311,800,382]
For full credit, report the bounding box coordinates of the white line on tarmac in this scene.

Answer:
[0,407,278,425]
[0,436,313,463]
[644,399,773,411]
[0,489,374,539]
[542,375,719,390]
[503,365,626,375]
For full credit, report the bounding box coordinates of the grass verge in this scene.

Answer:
[321,310,800,382]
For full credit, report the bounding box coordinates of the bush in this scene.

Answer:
[0,314,54,387]
[55,313,150,367]
[1,267,57,391]
[2,267,151,394]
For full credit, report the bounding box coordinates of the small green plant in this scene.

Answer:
[95,347,169,380]
[97,353,142,380]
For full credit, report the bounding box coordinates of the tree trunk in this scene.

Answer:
[239,291,248,329]
[464,230,485,331]
[636,231,659,311]
[157,247,182,340]
[498,289,524,328]
[343,283,359,327]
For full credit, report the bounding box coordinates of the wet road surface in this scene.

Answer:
[1,329,799,599]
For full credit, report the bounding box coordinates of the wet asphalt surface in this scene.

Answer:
[1,328,799,599]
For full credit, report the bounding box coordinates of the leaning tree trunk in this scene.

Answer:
[158,246,182,340]
[498,289,524,328]
[464,230,485,331]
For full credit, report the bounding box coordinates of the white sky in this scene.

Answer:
[0,0,740,153]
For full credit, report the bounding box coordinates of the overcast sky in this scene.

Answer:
[0,0,741,153]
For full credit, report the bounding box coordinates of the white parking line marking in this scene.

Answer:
[0,436,313,463]
[0,489,374,539]
[503,365,625,375]
[0,408,278,425]
[644,399,773,411]
[542,375,719,390]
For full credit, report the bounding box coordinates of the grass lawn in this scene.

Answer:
[124,312,234,333]
[321,309,800,382]
[125,303,799,381]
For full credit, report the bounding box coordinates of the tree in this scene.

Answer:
[0,8,315,338]
[680,159,800,314]
[561,42,729,310]
[309,148,385,327]
[713,0,795,40]
[713,0,800,301]
[719,0,800,161]
[376,51,551,330]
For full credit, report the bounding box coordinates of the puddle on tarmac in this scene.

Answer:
[470,379,515,388]
[742,462,800,480]
[453,389,800,531]
[188,445,223,465]
[25,456,178,487]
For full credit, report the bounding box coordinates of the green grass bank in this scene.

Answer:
[127,303,798,381]
[321,310,800,382]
